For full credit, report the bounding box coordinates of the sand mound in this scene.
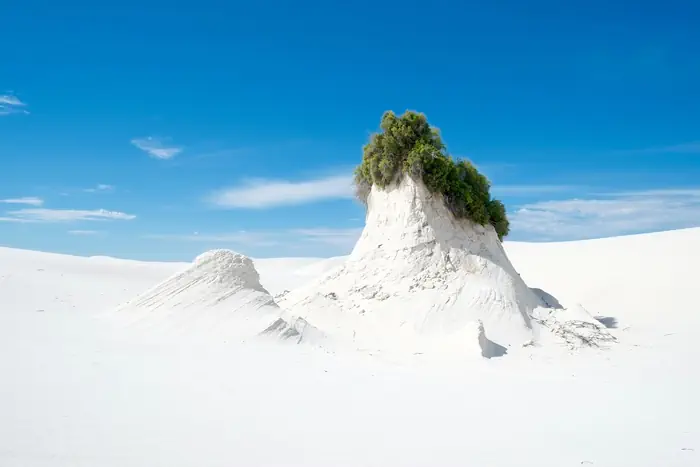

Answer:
[114,250,319,343]
[279,176,611,357]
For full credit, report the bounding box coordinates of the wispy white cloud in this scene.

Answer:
[0,94,28,116]
[0,208,136,223]
[206,170,582,209]
[83,184,115,193]
[290,227,362,248]
[612,141,700,156]
[650,142,700,154]
[68,230,102,235]
[602,188,700,197]
[492,185,579,196]
[146,227,363,250]
[168,139,315,168]
[0,95,24,105]
[510,188,700,241]
[205,170,587,208]
[0,217,36,223]
[208,173,354,209]
[0,196,44,206]
[146,231,281,247]
[131,137,182,160]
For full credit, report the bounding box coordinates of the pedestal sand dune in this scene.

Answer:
[114,250,321,343]
[279,176,612,358]
[114,176,611,357]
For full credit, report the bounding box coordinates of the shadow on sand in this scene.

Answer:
[593,316,619,329]
[530,287,564,309]
[530,287,619,329]
[478,324,508,359]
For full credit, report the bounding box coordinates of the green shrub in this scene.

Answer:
[354,110,510,240]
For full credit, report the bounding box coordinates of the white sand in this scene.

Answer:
[1,225,699,465]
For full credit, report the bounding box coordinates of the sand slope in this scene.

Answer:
[113,249,318,343]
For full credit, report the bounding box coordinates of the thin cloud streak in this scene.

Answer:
[607,188,700,197]
[83,184,115,193]
[146,227,363,250]
[131,137,182,160]
[0,197,44,206]
[492,185,579,196]
[208,174,354,209]
[291,228,363,248]
[510,188,700,241]
[0,94,28,115]
[145,231,281,247]
[0,217,37,223]
[612,141,700,155]
[206,167,589,209]
[68,230,102,235]
[0,95,24,105]
[2,208,136,223]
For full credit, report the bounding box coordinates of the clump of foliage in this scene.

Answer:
[354,110,510,240]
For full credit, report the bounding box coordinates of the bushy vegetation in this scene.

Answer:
[354,110,510,240]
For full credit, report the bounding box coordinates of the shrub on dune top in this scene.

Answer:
[354,110,510,240]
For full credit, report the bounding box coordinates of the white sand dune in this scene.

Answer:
[1,226,699,466]
[111,249,322,344]
[279,177,611,358]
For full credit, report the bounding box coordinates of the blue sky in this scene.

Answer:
[2,0,699,261]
